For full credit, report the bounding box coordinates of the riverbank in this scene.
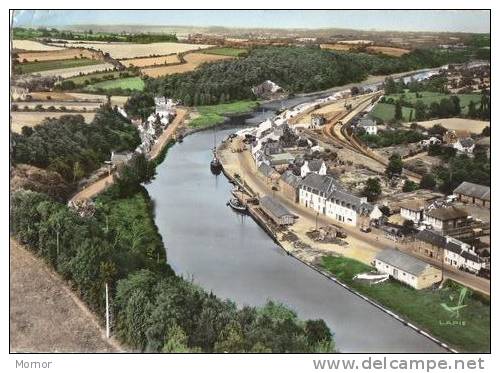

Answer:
[217,138,489,353]
[187,100,260,129]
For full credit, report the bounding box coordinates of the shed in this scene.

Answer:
[259,195,295,226]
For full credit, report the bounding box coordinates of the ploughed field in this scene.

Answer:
[141,52,233,77]
[47,40,213,59]
[11,111,97,133]
[12,39,64,51]
[119,54,180,68]
[14,58,104,74]
[16,48,102,62]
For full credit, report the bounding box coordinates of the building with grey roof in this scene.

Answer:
[454,181,490,208]
[259,195,295,226]
[279,170,301,202]
[423,206,469,235]
[374,249,442,289]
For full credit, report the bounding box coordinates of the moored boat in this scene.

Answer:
[227,197,247,213]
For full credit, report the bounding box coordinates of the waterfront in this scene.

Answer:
[146,124,446,353]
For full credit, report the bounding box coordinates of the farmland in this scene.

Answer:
[385,91,481,108]
[410,118,490,134]
[27,91,129,106]
[141,52,233,77]
[62,70,126,85]
[366,46,410,57]
[369,102,415,122]
[11,111,97,133]
[32,63,116,79]
[16,48,101,62]
[12,100,103,111]
[120,54,180,68]
[12,39,63,51]
[14,58,104,74]
[320,43,353,51]
[84,76,145,92]
[203,47,248,57]
[47,41,213,59]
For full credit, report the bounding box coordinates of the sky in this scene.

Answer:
[12,10,490,33]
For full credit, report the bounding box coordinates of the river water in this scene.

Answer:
[146,119,446,353]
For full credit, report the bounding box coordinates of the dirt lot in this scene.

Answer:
[11,112,96,133]
[49,41,212,59]
[12,40,64,51]
[366,46,410,57]
[120,54,180,68]
[411,118,490,134]
[10,239,121,352]
[141,52,233,77]
[16,48,102,62]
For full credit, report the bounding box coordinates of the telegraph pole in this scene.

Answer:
[105,282,110,339]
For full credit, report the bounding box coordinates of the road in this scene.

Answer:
[220,144,490,295]
[70,108,187,202]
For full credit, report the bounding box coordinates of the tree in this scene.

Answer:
[420,173,437,190]
[394,101,403,121]
[401,219,415,235]
[362,178,382,202]
[481,126,490,137]
[379,205,391,216]
[162,324,191,353]
[402,180,418,192]
[414,100,427,121]
[385,153,403,178]
[468,100,477,118]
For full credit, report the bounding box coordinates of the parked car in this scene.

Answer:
[360,226,372,233]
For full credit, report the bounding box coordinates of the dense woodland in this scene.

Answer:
[10,155,335,352]
[143,46,483,107]
[11,106,140,183]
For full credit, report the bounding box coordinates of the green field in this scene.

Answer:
[203,47,248,57]
[370,103,415,122]
[65,70,124,85]
[14,58,103,74]
[85,77,145,92]
[321,255,490,352]
[386,91,482,109]
[189,100,260,128]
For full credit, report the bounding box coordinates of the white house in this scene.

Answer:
[358,118,377,135]
[300,159,327,178]
[419,136,441,147]
[374,249,442,290]
[299,173,373,227]
[399,200,427,223]
[453,138,475,155]
[444,237,484,273]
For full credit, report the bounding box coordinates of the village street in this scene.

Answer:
[219,145,490,295]
[70,108,187,202]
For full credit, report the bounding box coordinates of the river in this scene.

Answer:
[146,119,446,353]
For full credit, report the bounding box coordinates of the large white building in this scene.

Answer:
[299,173,376,227]
[300,159,327,178]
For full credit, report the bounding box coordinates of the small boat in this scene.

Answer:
[353,272,389,284]
[227,197,247,213]
[210,147,222,174]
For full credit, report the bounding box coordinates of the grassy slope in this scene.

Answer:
[189,100,260,128]
[372,91,482,122]
[15,58,103,74]
[369,102,415,122]
[321,255,490,352]
[85,77,145,92]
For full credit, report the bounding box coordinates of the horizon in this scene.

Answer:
[12,10,491,34]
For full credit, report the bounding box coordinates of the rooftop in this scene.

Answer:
[375,249,433,276]
[425,206,468,221]
[416,229,447,248]
[454,181,490,201]
[399,199,427,212]
[260,195,294,218]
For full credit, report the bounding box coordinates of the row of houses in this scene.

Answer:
[413,229,485,274]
